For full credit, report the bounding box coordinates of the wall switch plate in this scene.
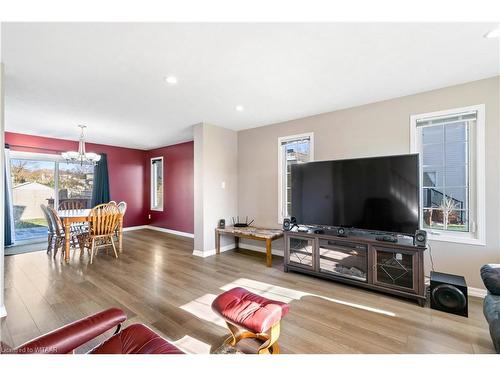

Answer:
[221,181,226,189]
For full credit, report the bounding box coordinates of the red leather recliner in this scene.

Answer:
[1,308,184,354]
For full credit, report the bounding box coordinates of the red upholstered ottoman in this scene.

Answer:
[211,287,289,354]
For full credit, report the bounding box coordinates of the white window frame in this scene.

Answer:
[150,156,164,211]
[277,132,314,224]
[410,104,485,246]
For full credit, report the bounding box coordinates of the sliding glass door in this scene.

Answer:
[58,162,94,209]
[10,159,56,241]
[9,152,94,243]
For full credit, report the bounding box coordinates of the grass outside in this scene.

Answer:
[16,217,47,229]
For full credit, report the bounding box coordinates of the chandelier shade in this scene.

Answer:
[61,125,101,164]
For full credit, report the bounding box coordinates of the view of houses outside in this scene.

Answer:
[10,158,94,241]
[284,139,311,218]
[58,162,94,205]
[421,121,469,232]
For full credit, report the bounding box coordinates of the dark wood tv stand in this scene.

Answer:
[284,228,427,306]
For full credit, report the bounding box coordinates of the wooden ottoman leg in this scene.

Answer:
[225,322,261,346]
[225,322,241,346]
[258,322,281,354]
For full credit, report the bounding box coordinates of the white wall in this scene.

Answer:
[193,123,204,253]
[1,62,6,317]
[237,76,500,289]
[193,123,238,255]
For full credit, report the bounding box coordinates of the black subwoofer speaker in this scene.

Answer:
[430,271,468,317]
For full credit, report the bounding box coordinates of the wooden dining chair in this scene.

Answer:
[58,200,85,210]
[79,203,121,264]
[40,204,57,254]
[114,201,127,239]
[46,206,82,258]
[117,201,127,215]
[59,200,88,233]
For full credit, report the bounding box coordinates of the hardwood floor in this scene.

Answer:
[1,229,495,354]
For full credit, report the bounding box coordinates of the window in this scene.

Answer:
[278,133,314,223]
[410,105,485,245]
[150,157,164,211]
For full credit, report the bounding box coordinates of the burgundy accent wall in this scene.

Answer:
[5,132,147,228]
[145,142,194,234]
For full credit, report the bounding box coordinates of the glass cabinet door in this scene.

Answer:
[318,239,367,282]
[287,236,315,269]
[373,246,416,292]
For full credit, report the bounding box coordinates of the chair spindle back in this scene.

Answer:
[46,206,64,233]
[89,203,120,236]
[40,204,56,234]
[58,200,85,210]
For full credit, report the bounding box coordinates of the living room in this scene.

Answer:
[1,1,500,373]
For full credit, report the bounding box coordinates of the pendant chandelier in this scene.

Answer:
[61,125,101,165]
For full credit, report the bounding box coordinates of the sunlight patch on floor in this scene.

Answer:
[179,293,227,328]
[171,335,212,354]
[220,278,396,317]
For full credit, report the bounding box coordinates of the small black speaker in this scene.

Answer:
[430,271,468,317]
[283,218,291,231]
[283,217,296,231]
[414,229,427,247]
[218,219,225,229]
[336,227,347,237]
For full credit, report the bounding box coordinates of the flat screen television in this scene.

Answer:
[291,154,420,235]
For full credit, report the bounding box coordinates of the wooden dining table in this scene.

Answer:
[58,209,124,262]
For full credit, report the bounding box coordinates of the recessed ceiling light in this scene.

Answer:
[236,105,244,112]
[484,28,500,39]
[165,76,178,85]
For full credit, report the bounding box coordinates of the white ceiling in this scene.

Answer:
[2,23,499,150]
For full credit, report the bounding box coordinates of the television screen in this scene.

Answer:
[291,154,420,235]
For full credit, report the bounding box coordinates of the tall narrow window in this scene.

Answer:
[151,157,163,211]
[410,105,485,244]
[278,133,314,223]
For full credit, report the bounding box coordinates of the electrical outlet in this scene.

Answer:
[148,214,151,219]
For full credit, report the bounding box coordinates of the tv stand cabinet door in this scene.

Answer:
[371,246,419,295]
[285,235,316,271]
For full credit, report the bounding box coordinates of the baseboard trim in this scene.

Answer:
[238,242,284,257]
[146,225,194,238]
[468,287,487,298]
[123,225,149,232]
[0,305,6,318]
[192,243,235,257]
[192,241,284,258]
[124,225,194,238]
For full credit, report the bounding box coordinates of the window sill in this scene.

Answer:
[428,233,485,246]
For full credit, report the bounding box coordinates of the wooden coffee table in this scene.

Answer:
[215,226,284,267]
